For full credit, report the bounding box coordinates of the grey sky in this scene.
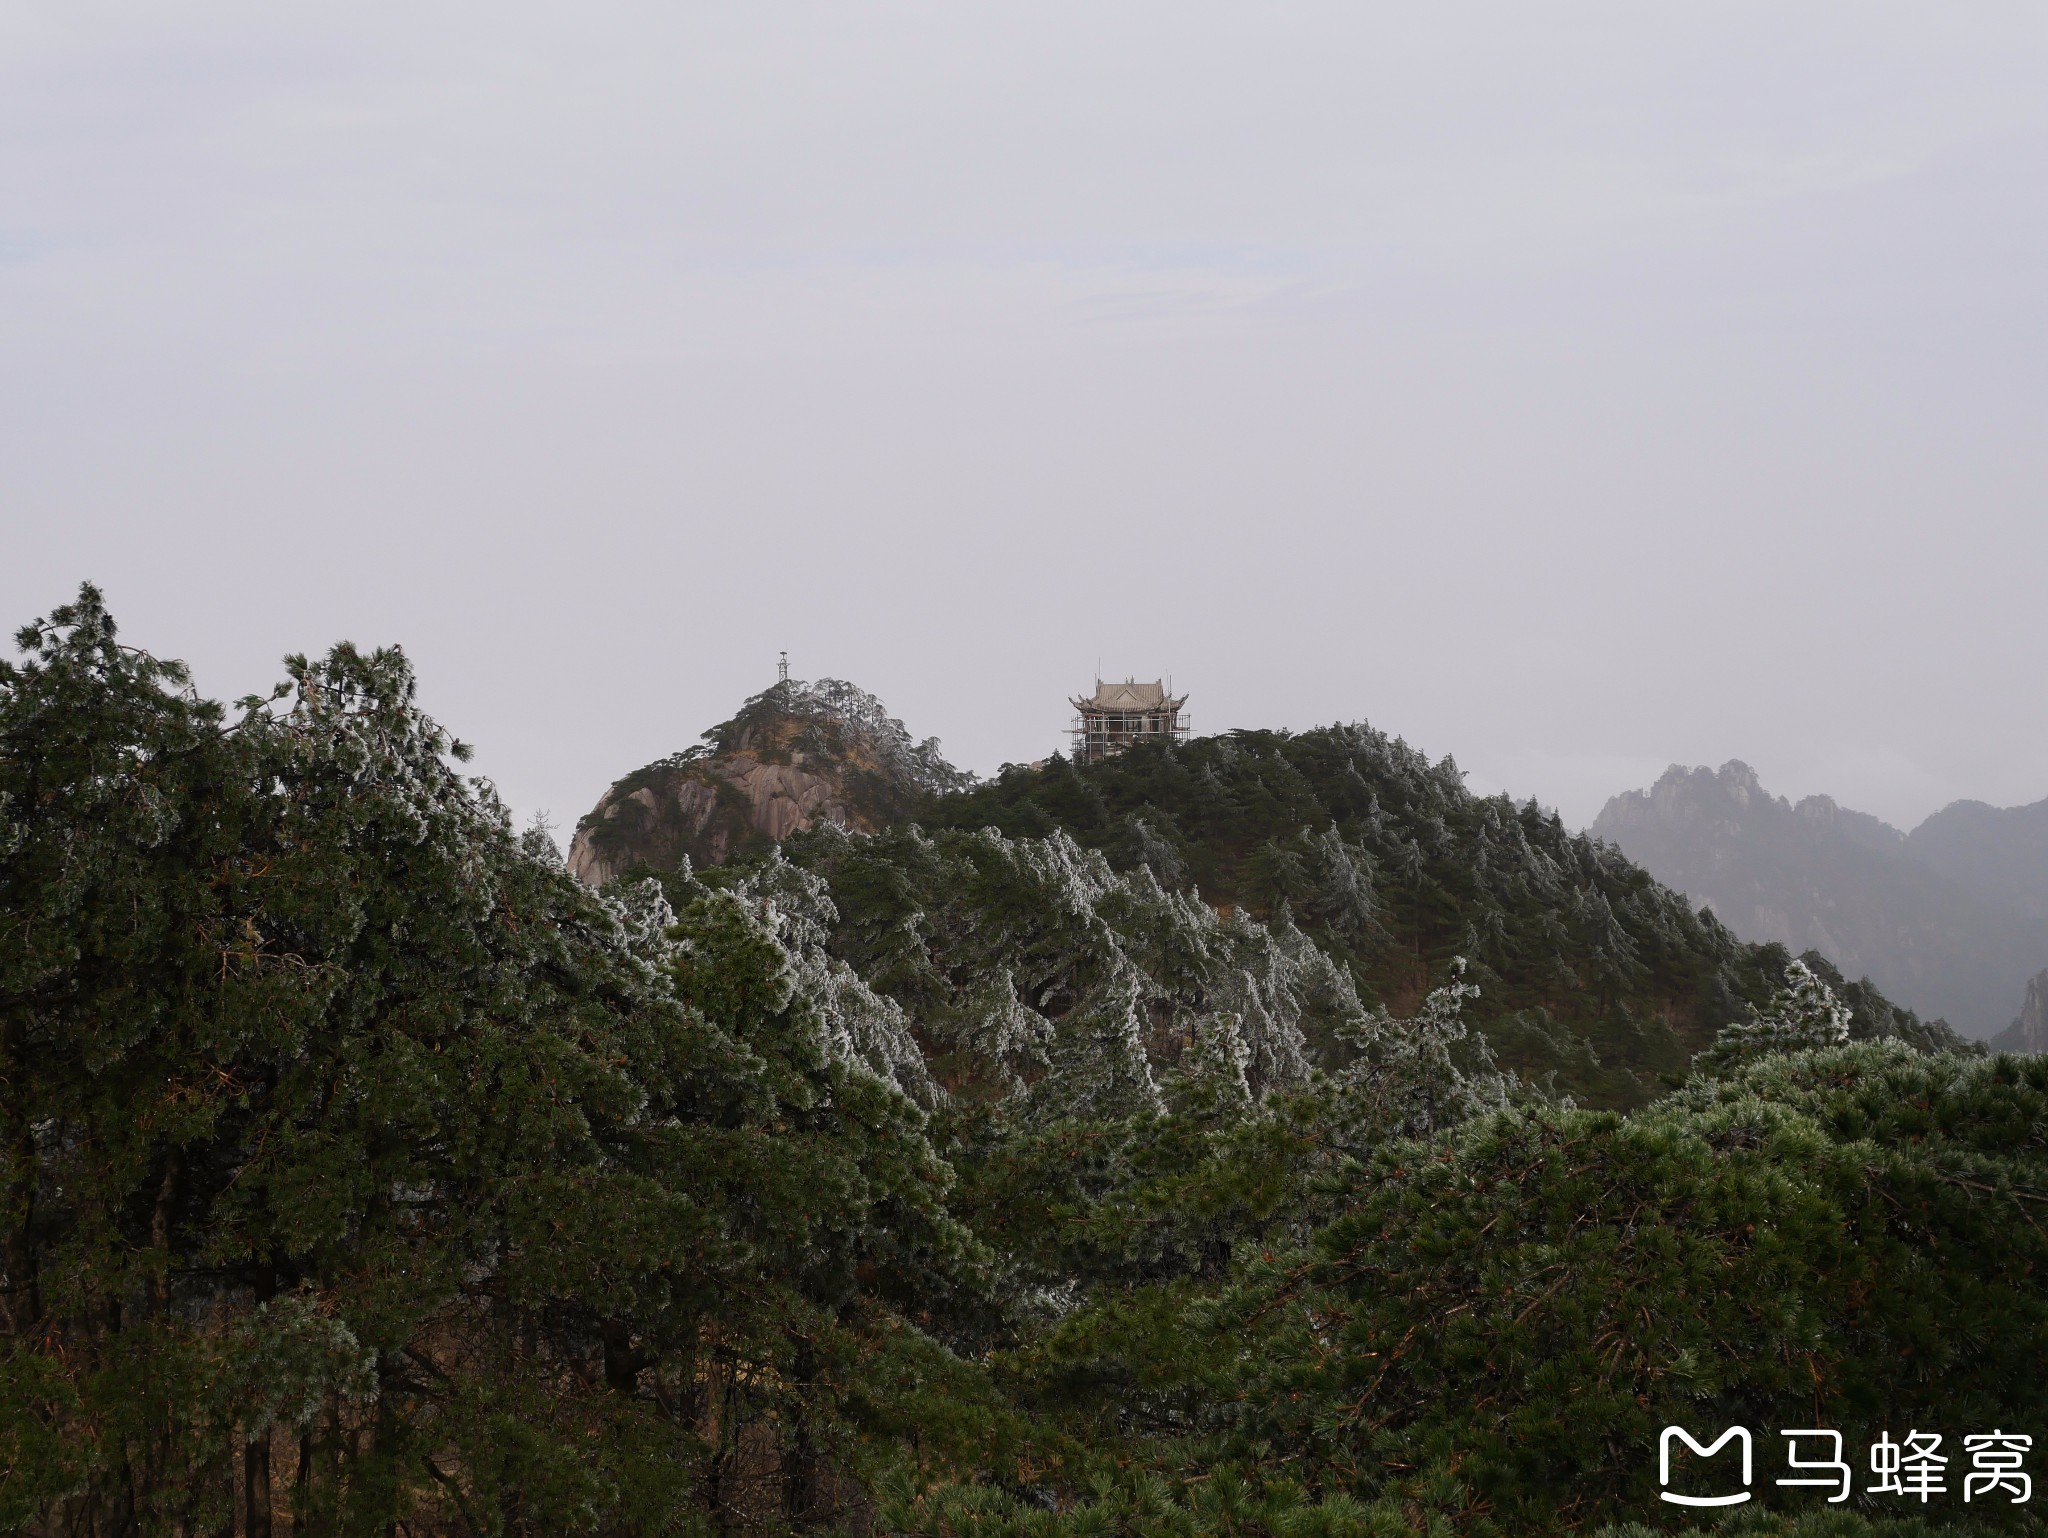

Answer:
[6,2,2046,833]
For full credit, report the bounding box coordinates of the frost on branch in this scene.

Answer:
[726,850,940,1107]
[781,824,1362,1126]
[1324,957,1516,1150]
[1693,957,1854,1076]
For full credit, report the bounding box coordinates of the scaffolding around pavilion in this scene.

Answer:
[1069,678,1190,764]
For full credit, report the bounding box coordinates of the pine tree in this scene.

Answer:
[0,588,982,1536]
[1694,957,1853,1075]
[1321,956,1516,1151]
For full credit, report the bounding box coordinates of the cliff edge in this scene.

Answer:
[1993,970,2048,1054]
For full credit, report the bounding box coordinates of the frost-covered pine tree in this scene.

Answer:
[1693,957,1853,1075]
[1159,1011,1254,1116]
[518,810,564,866]
[1322,957,1515,1151]
[0,587,977,1536]
[724,848,941,1105]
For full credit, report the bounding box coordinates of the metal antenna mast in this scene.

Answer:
[778,651,790,684]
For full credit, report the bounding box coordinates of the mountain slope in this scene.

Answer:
[568,676,970,885]
[904,731,1954,1105]
[571,680,1953,1105]
[1592,761,2047,1036]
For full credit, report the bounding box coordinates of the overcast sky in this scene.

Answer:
[6,2,2047,834]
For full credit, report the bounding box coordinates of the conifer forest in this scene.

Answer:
[5,587,2045,1538]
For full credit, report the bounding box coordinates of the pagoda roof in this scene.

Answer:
[1074,679,1181,711]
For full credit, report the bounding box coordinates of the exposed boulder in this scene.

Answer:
[568,676,970,885]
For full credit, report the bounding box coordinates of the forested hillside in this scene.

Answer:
[905,733,1958,1106]
[3,590,2033,1538]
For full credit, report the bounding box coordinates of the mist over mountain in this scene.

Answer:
[1907,795,2048,923]
[1593,761,2048,1038]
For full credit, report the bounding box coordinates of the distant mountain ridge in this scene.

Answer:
[1908,797,2048,922]
[1593,761,2048,1038]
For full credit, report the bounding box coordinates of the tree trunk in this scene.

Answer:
[0,1025,39,1337]
[602,1321,643,1395]
[245,1430,273,1538]
[781,1338,820,1528]
[294,1430,315,1534]
[149,1147,182,1310]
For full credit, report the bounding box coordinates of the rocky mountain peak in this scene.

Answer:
[1714,759,1764,804]
[567,676,970,887]
[1598,762,1782,847]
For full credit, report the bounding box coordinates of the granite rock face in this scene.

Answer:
[568,678,968,886]
[1992,970,2048,1055]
